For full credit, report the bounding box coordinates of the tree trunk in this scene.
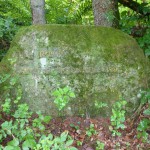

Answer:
[92,0,119,28]
[30,0,46,24]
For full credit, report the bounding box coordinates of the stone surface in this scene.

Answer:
[0,25,149,117]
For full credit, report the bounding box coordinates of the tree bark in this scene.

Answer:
[30,0,46,24]
[92,0,119,28]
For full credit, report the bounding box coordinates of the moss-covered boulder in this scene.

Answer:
[0,25,149,117]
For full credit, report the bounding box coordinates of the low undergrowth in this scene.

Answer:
[0,91,150,150]
[0,74,150,150]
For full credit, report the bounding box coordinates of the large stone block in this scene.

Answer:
[0,25,149,117]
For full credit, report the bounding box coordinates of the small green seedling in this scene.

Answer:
[77,140,83,146]
[86,123,97,137]
[96,141,105,150]
[70,123,79,130]
[52,86,75,111]
[110,99,127,136]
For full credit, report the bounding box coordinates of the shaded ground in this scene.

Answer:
[0,106,150,150]
[43,116,150,150]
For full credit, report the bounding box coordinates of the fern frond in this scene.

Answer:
[73,0,92,21]
[0,0,31,24]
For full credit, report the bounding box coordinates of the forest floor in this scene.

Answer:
[1,105,150,150]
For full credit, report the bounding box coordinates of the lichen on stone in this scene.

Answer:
[0,25,149,117]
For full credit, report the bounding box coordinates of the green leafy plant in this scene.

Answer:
[137,89,150,143]
[139,89,150,107]
[0,74,46,149]
[0,88,38,149]
[137,119,149,143]
[0,74,77,149]
[70,123,79,130]
[0,74,11,83]
[115,142,121,149]
[86,123,97,137]
[137,28,150,58]
[96,141,105,150]
[76,140,83,146]
[0,98,52,149]
[0,17,19,61]
[0,17,18,41]
[110,99,127,136]
[95,101,108,109]
[119,3,150,58]
[1,98,78,150]
[125,142,130,148]
[0,0,31,25]
[0,74,22,117]
[34,131,77,150]
[1,98,11,114]
[52,86,75,111]
[0,103,37,150]
[32,111,51,131]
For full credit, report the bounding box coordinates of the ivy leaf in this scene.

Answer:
[4,146,20,150]
[63,87,69,93]
[22,138,36,150]
[21,130,27,137]
[43,116,51,123]
[39,124,45,131]
[122,100,127,105]
[137,119,149,131]
[1,121,13,134]
[52,90,59,96]
[70,92,75,98]
[143,109,150,115]
[7,138,19,147]
[65,139,74,147]
[117,124,125,129]
[59,88,64,95]
[60,131,68,142]
[48,134,53,140]
[69,147,78,150]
